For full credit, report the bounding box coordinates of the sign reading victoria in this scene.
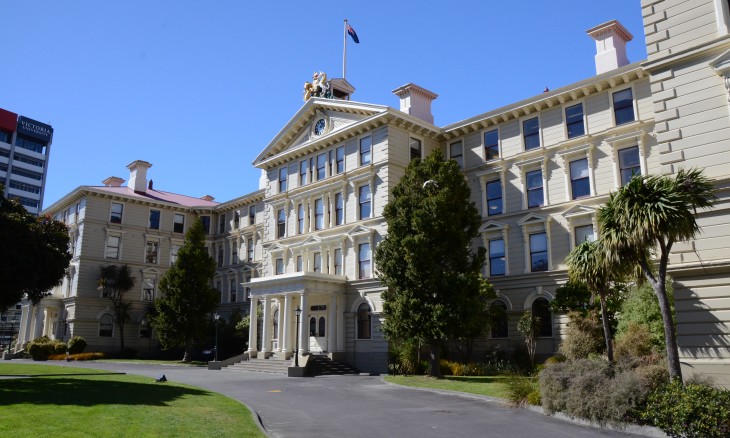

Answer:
[17,116,53,143]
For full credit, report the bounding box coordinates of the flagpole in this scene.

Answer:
[343,19,348,80]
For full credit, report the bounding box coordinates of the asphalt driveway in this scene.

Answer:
[10,360,661,438]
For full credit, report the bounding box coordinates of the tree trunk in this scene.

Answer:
[428,342,442,378]
[598,289,613,363]
[182,342,192,362]
[119,321,125,352]
[651,275,683,382]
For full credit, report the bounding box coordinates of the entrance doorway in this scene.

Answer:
[308,308,327,353]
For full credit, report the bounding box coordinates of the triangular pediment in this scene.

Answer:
[516,212,548,226]
[479,220,508,233]
[296,235,322,247]
[562,204,596,219]
[711,49,730,75]
[253,99,389,168]
[346,225,372,237]
[264,242,286,252]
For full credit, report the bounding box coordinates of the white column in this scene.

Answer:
[336,294,345,352]
[299,293,309,353]
[282,294,291,354]
[248,298,258,354]
[261,296,270,353]
[276,298,284,352]
[33,306,44,340]
[328,294,337,352]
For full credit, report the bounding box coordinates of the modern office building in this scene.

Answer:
[0,108,53,215]
[16,0,730,382]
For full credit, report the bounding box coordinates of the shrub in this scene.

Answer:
[615,323,655,359]
[559,311,605,360]
[48,352,105,361]
[27,336,67,361]
[505,373,540,406]
[388,338,421,375]
[67,336,87,354]
[616,281,673,351]
[540,358,650,426]
[640,380,730,438]
[509,345,533,373]
[544,354,566,365]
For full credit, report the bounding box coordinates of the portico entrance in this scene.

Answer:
[308,305,327,353]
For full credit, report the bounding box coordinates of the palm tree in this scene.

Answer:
[598,169,715,381]
[97,264,136,352]
[565,240,621,362]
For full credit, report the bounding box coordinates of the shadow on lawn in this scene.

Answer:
[0,377,212,407]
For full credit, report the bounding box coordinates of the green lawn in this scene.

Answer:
[384,374,510,399]
[0,364,264,438]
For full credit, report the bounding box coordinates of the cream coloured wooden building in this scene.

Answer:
[17,0,730,380]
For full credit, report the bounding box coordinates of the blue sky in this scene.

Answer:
[2,0,646,208]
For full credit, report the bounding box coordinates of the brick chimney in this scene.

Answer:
[392,83,438,124]
[102,176,125,187]
[127,160,152,194]
[587,20,633,75]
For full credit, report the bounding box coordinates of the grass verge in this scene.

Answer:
[0,364,264,438]
[384,374,510,399]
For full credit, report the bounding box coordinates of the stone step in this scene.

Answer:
[309,355,359,376]
[225,358,290,375]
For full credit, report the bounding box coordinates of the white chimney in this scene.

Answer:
[392,83,438,124]
[587,20,633,75]
[102,176,125,187]
[127,160,152,194]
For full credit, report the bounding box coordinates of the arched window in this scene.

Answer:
[99,314,113,337]
[532,297,552,337]
[309,317,316,336]
[272,309,279,340]
[357,303,372,339]
[318,316,326,337]
[490,300,508,338]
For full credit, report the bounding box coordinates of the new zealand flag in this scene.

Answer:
[347,24,360,44]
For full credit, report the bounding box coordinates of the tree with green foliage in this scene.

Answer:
[616,281,674,352]
[97,264,136,352]
[565,240,628,362]
[150,219,219,362]
[376,150,488,378]
[598,169,715,381]
[0,187,71,310]
[517,310,541,368]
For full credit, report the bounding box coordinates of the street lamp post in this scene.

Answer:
[294,306,302,367]
[214,312,220,362]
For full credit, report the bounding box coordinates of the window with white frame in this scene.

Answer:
[247,238,254,261]
[315,198,324,230]
[334,248,343,275]
[523,117,540,150]
[569,158,590,199]
[336,146,345,173]
[486,179,502,216]
[142,278,156,301]
[110,202,123,224]
[358,243,371,279]
[200,216,211,234]
[230,278,237,303]
[99,314,113,337]
[532,297,553,336]
[335,192,344,226]
[359,185,371,220]
[149,209,161,229]
[105,235,121,259]
[489,239,506,276]
[139,318,151,339]
[360,136,372,165]
[574,224,595,246]
[300,160,308,186]
[565,103,585,139]
[275,258,284,275]
[613,88,635,125]
[277,208,286,238]
[529,232,548,272]
[297,204,305,234]
[526,169,544,208]
[484,129,499,160]
[170,243,181,265]
[317,153,327,180]
[234,211,240,228]
[174,213,185,233]
[410,137,422,162]
[449,140,463,168]
[217,247,223,267]
[249,205,256,225]
[278,166,288,192]
[357,303,372,339]
[296,255,303,272]
[490,300,508,338]
[218,215,225,234]
[145,241,159,264]
[313,252,322,273]
[618,146,641,185]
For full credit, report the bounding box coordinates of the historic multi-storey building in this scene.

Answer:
[0,107,53,215]
[16,1,730,381]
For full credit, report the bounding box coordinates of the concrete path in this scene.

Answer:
[11,360,655,438]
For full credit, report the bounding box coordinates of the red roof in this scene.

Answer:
[91,186,219,208]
